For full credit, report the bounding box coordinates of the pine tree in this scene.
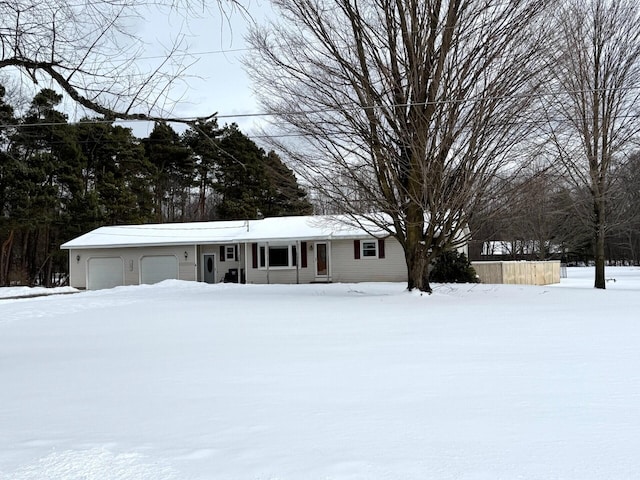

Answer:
[0,84,16,285]
[215,124,312,220]
[215,124,270,220]
[182,120,222,220]
[75,120,153,226]
[8,89,83,285]
[262,150,313,217]
[144,122,193,222]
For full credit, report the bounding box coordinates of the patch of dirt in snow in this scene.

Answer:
[1,449,178,480]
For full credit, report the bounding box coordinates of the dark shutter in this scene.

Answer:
[378,238,385,259]
[354,240,361,259]
[220,245,225,262]
[235,245,239,260]
[251,243,258,269]
[301,242,308,268]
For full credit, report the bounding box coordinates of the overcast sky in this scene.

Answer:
[125,1,274,138]
[0,2,273,139]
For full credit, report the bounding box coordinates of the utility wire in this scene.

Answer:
[2,84,640,128]
[2,86,640,142]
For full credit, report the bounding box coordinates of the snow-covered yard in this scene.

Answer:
[1,267,640,480]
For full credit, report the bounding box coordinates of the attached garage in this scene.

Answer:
[62,214,438,288]
[140,255,178,285]
[87,257,124,290]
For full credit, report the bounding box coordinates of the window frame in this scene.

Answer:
[258,243,298,270]
[224,245,236,262]
[361,240,379,259]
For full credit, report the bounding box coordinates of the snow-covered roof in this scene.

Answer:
[60,214,390,250]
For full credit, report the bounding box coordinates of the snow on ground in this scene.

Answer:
[0,286,78,300]
[1,267,640,479]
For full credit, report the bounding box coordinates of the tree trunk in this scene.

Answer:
[1,230,15,286]
[594,199,606,289]
[406,244,432,293]
[404,205,433,293]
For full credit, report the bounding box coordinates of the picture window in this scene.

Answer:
[258,244,298,269]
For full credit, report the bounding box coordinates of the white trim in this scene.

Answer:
[224,245,236,261]
[243,243,249,283]
[258,242,298,270]
[361,239,379,259]
[193,244,198,280]
[295,240,300,284]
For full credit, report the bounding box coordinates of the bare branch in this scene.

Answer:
[246,0,551,291]
[0,0,240,122]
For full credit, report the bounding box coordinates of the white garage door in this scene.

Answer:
[87,257,124,290]
[140,255,178,284]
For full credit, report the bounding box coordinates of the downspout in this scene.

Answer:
[266,241,270,284]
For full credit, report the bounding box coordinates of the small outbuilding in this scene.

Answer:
[63,214,464,290]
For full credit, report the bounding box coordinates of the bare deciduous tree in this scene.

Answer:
[545,0,640,288]
[0,1,236,122]
[246,0,549,292]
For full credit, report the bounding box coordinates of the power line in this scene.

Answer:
[136,48,250,61]
[2,85,640,133]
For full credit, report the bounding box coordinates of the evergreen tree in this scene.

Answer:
[215,124,270,220]
[0,84,16,285]
[430,251,479,284]
[215,124,312,220]
[182,120,222,220]
[262,150,313,217]
[144,122,193,222]
[75,120,153,226]
[8,89,83,285]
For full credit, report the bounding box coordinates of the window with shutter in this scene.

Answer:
[256,243,298,269]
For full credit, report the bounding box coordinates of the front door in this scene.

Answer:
[315,242,330,281]
[203,254,216,283]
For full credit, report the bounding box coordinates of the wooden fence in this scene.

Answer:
[471,261,561,285]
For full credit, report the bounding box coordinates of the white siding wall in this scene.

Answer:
[331,238,407,283]
[69,237,409,288]
[245,238,407,284]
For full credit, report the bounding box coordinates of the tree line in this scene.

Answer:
[4,0,640,291]
[0,87,312,286]
[468,156,640,266]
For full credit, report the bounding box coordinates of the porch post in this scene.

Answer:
[266,242,270,284]
[193,244,198,281]
[296,240,300,284]
[244,242,248,284]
